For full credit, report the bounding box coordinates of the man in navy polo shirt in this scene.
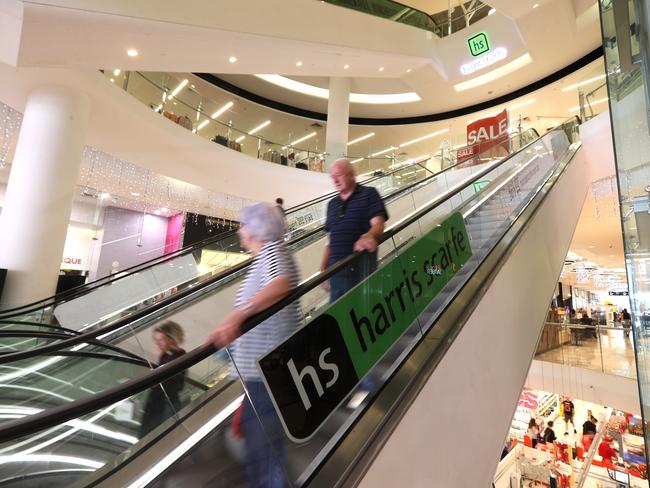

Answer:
[320,158,388,302]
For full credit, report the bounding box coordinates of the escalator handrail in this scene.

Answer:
[0,157,426,319]
[0,129,539,363]
[309,144,582,488]
[0,127,535,319]
[0,124,557,442]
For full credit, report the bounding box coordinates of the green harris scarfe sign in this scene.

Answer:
[258,212,472,442]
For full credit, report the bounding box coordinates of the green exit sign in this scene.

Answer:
[467,32,491,57]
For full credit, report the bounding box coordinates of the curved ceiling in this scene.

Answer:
[215,0,601,119]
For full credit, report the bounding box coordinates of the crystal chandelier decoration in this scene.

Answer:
[0,103,22,170]
[591,175,620,219]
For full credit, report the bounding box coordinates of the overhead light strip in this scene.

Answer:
[399,128,449,148]
[347,133,375,146]
[255,75,420,105]
[290,132,317,146]
[169,79,188,99]
[371,146,397,157]
[508,98,535,110]
[454,53,533,92]
[127,396,244,488]
[211,101,234,119]
[561,74,607,92]
[249,120,271,135]
[569,97,609,111]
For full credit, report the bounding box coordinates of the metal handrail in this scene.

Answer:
[0,122,561,442]
[0,129,539,363]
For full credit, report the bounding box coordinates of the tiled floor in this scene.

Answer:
[536,328,637,378]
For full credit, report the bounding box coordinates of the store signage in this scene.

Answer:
[608,291,629,296]
[258,212,472,441]
[460,47,507,75]
[473,180,491,193]
[458,110,509,164]
[63,257,82,266]
[467,31,491,57]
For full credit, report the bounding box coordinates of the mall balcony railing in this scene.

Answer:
[322,0,491,38]
[534,322,637,379]
[105,70,333,172]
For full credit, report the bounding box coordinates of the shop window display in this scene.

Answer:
[496,389,648,486]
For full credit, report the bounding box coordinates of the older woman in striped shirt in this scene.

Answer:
[208,202,300,488]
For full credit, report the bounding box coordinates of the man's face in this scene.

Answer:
[330,164,355,194]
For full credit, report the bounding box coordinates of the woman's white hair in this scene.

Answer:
[240,202,286,242]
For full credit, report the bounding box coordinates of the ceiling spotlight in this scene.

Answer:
[127,49,138,57]
[344,64,350,69]
[407,68,412,73]
[113,69,121,76]
[229,56,237,63]
[533,3,539,7]
[296,61,303,67]
[488,8,496,15]
[131,192,140,197]
[110,78,115,83]
[379,67,385,72]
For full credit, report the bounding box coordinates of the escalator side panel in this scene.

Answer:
[357,149,589,488]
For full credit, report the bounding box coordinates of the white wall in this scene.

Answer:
[359,148,589,488]
[526,360,641,415]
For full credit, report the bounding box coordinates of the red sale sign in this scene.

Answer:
[467,109,509,148]
[457,109,510,164]
[518,390,539,410]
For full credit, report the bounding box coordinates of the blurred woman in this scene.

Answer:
[139,321,186,437]
[208,202,301,488]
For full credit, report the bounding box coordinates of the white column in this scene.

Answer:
[0,85,90,305]
[325,77,350,169]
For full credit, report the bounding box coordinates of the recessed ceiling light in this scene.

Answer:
[113,69,121,76]
[533,3,539,8]
[110,78,115,83]
[407,68,412,73]
[99,192,110,200]
[379,67,385,72]
[344,64,350,69]
[296,61,303,67]
[127,49,138,57]
[229,56,237,63]
[589,245,596,248]
[131,192,140,197]
[347,132,375,146]
[488,8,496,15]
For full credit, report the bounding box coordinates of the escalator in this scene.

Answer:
[0,121,585,487]
[0,129,538,365]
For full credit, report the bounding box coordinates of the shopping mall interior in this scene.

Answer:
[0,0,648,486]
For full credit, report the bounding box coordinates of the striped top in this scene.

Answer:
[229,240,301,381]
